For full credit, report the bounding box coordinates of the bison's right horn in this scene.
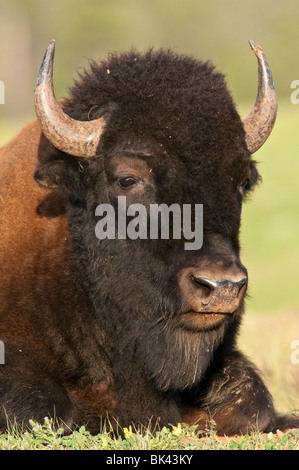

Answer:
[35,40,106,158]
[242,40,277,154]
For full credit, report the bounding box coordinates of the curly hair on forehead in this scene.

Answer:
[62,48,245,159]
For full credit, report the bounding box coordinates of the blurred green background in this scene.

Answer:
[0,0,298,409]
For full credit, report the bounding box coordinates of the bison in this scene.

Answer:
[0,39,297,436]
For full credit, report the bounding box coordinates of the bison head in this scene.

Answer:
[34,41,276,391]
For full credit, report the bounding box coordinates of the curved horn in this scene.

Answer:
[243,40,277,154]
[35,40,106,157]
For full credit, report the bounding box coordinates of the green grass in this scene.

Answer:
[0,418,298,450]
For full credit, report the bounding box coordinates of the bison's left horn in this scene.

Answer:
[242,40,277,154]
[35,40,106,157]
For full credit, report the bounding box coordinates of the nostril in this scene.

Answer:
[191,276,216,303]
[236,277,247,293]
[191,276,218,291]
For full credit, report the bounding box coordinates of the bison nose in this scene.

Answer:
[192,275,247,297]
[179,267,248,314]
[192,275,247,310]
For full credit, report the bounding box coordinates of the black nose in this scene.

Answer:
[191,275,247,312]
[192,276,247,296]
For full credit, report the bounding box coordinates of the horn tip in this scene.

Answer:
[45,39,56,59]
[36,40,56,88]
[248,39,264,59]
[48,39,56,50]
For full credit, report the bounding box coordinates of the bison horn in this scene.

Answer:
[35,40,276,157]
[35,40,106,157]
[243,40,277,154]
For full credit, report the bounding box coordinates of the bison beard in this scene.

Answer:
[137,316,226,392]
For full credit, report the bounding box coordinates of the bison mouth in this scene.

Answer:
[178,311,232,331]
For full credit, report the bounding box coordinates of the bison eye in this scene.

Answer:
[118,176,139,189]
[238,178,251,199]
[241,178,250,190]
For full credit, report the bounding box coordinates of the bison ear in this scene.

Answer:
[34,158,86,195]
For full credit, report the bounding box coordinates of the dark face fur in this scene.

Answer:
[36,50,260,391]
